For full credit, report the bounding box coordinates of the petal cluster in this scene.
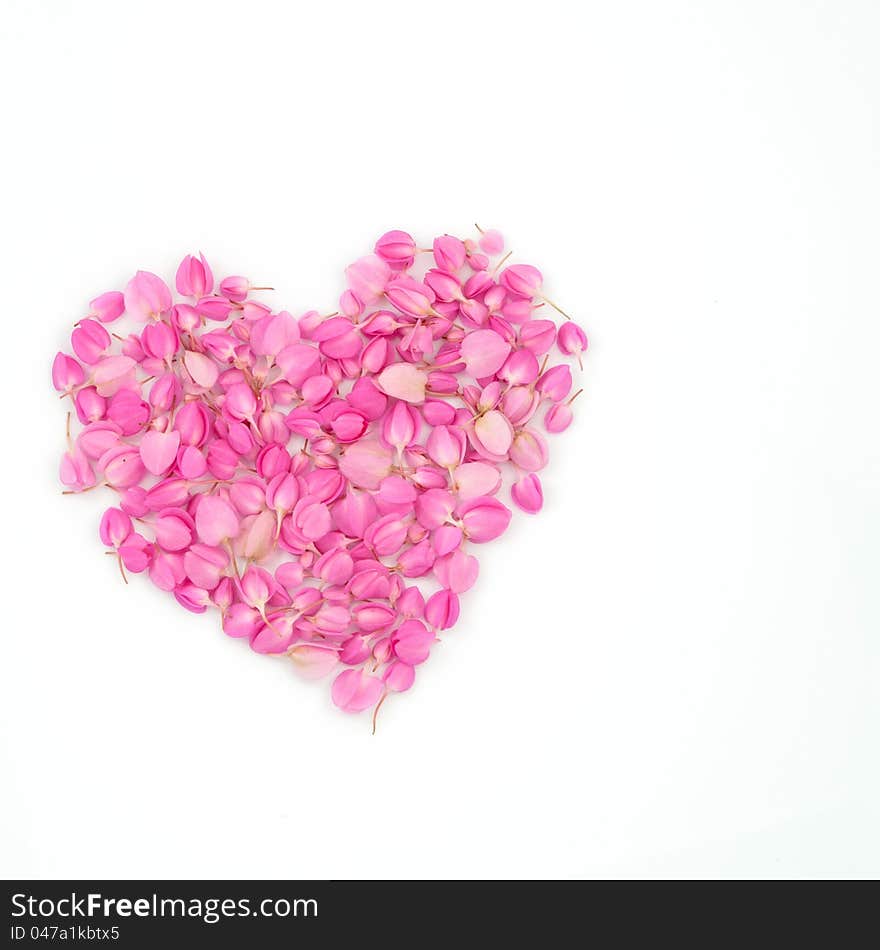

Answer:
[53,228,587,727]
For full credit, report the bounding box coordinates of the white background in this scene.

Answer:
[1,1,877,879]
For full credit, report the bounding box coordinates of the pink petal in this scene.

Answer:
[298,501,332,541]
[434,549,479,593]
[276,343,322,388]
[183,350,219,389]
[511,473,544,513]
[195,495,240,546]
[331,669,385,713]
[459,329,511,378]
[139,430,181,476]
[474,410,514,455]
[376,362,427,404]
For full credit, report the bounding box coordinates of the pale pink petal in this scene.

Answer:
[93,355,137,397]
[376,362,427,404]
[455,461,502,499]
[331,669,385,713]
[290,645,339,680]
[338,440,393,490]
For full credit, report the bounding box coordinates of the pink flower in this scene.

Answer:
[374,230,416,269]
[290,645,339,680]
[124,271,172,320]
[175,253,214,297]
[457,496,512,542]
[376,362,427,404]
[71,319,111,364]
[391,619,435,665]
[52,352,84,393]
[425,589,460,630]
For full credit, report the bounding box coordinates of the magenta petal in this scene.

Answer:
[458,496,512,543]
[383,661,416,693]
[511,473,544,513]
